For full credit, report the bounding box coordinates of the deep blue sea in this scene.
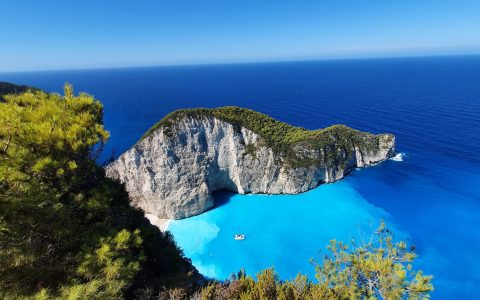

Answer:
[2,56,480,299]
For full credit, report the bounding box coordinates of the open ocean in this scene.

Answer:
[2,56,480,298]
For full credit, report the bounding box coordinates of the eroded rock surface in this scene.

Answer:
[106,108,395,219]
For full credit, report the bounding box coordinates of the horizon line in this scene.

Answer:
[1,52,479,74]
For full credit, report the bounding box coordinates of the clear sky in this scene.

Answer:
[1,0,479,71]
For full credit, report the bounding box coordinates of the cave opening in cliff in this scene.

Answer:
[211,190,236,210]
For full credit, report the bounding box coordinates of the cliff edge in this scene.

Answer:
[106,106,395,219]
[0,82,40,101]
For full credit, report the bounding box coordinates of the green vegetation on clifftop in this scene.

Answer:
[141,106,393,168]
[0,84,200,299]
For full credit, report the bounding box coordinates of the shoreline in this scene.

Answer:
[145,213,171,232]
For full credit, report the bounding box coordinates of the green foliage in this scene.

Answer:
[313,222,433,299]
[77,229,144,286]
[140,106,391,168]
[0,85,199,299]
[0,86,111,296]
[200,222,433,300]
[0,84,109,191]
[243,143,257,158]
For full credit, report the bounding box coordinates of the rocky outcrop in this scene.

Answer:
[106,107,395,219]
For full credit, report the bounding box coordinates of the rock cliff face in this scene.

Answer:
[106,107,395,219]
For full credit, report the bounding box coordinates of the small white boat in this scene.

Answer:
[234,234,245,240]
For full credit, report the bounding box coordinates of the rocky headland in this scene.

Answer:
[106,106,395,219]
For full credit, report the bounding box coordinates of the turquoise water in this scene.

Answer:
[2,56,480,298]
[168,178,402,280]
[168,163,406,280]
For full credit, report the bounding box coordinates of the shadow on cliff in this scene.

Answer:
[211,190,236,210]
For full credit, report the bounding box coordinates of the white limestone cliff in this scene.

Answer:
[106,114,394,219]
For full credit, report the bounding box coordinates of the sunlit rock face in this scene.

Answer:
[106,113,394,219]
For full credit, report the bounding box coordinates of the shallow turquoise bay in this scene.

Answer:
[167,171,403,280]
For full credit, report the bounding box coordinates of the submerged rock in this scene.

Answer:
[106,106,395,219]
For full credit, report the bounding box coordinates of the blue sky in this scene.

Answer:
[1,0,479,71]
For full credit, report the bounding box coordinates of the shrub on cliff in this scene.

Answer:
[141,106,390,168]
[0,84,199,299]
[199,222,433,300]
